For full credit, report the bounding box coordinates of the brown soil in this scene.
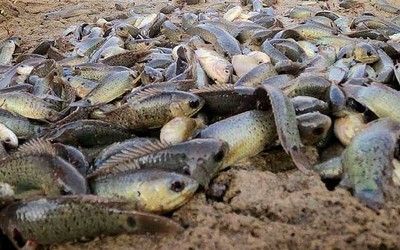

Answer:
[1,0,400,249]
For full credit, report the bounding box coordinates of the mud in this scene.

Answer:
[1,0,400,249]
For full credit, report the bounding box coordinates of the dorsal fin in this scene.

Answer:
[88,140,171,178]
[14,138,56,158]
[127,88,163,103]
[103,140,170,166]
[190,84,234,94]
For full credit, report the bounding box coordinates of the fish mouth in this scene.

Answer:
[150,181,198,213]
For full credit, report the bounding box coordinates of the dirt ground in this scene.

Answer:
[1,0,400,249]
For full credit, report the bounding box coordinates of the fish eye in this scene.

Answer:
[224,69,230,74]
[214,149,225,162]
[170,180,185,192]
[366,51,372,56]
[126,216,136,228]
[118,27,124,31]
[189,100,200,108]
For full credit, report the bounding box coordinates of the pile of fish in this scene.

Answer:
[0,0,400,247]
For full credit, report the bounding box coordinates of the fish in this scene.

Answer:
[43,4,95,20]
[286,6,313,20]
[0,139,87,198]
[0,195,182,246]
[191,85,263,117]
[342,118,400,210]
[0,39,16,65]
[0,92,60,121]
[261,40,302,74]
[100,90,204,130]
[89,138,228,187]
[162,21,184,43]
[283,75,331,100]
[114,23,140,38]
[90,169,198,213]
[373,48,394,83]
[353,42,379,64]
[73,70,140,106]
[160,117,205,144]
[342,84,400,122]
[100,49,151,67]
[372,0,400,14]
[195,48,232,84]
[188,23,241,58]
[235,62,277,88]
[0,110,42,139]
[291,96,329,115]
[256,85,313,174]
[200,110,277,166]
[62,75,99,99]
[43,119,133,147]
[292,24,335,40]
[99,46,127,60]
[223,6,242,22]
[72,63,130,81]
[297,112,332,146]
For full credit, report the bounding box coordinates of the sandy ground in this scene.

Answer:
[1,0,400,249]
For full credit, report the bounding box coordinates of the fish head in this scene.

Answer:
[138,172,199,213]
[213,63,233,84]
[354,42,379,64]
[169,92,204,117]
[184,139,229,187]
[298,112,332,146]
[337,44,355,60]
[115,24,131,38]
